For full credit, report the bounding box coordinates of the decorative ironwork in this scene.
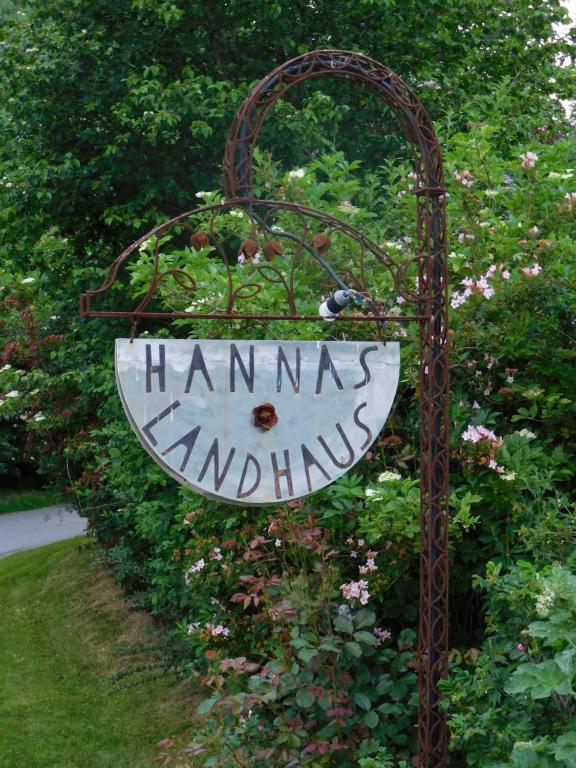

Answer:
[80,48,449,768]
[79,198,424,325]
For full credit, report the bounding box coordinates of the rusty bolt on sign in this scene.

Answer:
[253,403,278,431]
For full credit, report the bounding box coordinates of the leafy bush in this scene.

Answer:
[0,1,575,764]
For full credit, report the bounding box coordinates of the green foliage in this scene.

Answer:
[0,1,575,764]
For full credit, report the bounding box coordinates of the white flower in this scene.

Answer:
[378,471,401,482]
[420,79,441,89]
[535,585,555,617]
[138,239,150,252]
[516,429,536,440]
[484,189,499,197]
[195,191,210,198]
[0,364,11,373]
[288,168,305,179]
[20,277,35,285]
[33,413,45,422]
[229,209,244,218]
[275,539,282,547]
[337,200,360,214]
[6,390,19,398]
[501,472,516,481]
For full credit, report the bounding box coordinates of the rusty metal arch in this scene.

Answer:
[223,50,450,768]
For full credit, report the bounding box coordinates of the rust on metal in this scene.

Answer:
[252,403,278,431]
[80,49,450,768]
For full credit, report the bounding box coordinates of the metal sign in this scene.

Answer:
[116,338,400,505]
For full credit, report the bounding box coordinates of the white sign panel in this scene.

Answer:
[115,339,400,505]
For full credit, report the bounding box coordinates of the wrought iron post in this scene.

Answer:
[223,51,450,767]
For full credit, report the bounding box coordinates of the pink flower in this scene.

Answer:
[340,579,370,605]
[520,151,538,169]
[529,226,539,236]
[461,424,503,449]
[517,643,525,652]
[359,558,378,575]
[502,269,511,280]
[205,622,230,638]
[184,558,206,583]
[373,627,392,646]
[522,263,542,277]
[453,169,474,187]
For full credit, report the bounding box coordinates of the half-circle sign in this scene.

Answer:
[115,339,400,505]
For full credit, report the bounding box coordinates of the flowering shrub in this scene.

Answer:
[48,128,574,765]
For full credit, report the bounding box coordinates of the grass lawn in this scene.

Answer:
[0,488,63,514]
[0,538,196,768]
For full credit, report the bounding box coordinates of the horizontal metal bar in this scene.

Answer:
[80,310,428,322]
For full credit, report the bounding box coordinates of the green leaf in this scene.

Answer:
[376,674,392,694]
[353,691,372,710]
[295,688,316,709]
[354,609,376,628]
[344,641,363,658]
[197,695,219,715]
[364,710,379,729]
[505,660,571,699]
[334,614,354,634]
[297,648,319,665]
[552,732,576,760]
[555,648,575,677]
[354,630,377,645]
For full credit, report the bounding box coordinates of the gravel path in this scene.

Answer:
[0,505,87,558]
